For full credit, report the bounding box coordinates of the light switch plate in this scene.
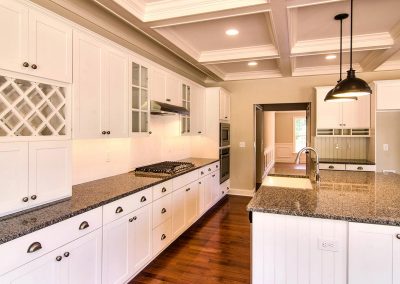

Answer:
[239,142,246,148]
[383,144,389,151]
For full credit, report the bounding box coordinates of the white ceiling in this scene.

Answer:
[106,0,400,81]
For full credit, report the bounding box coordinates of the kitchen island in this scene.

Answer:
[248,170,400,284]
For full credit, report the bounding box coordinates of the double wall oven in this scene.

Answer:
[219,123,230,183]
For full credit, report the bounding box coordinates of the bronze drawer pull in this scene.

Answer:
[161,234,166,240]
[115,206,123,214]
[79,221,89,230]
[162,187,167,193]
[328,165,334,169]
[27,242,42,253]
[140,196,147,202]
[357,166,363,170]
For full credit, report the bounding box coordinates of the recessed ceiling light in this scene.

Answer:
[225,29,239,36]
[325,54,337,60]
[248,61,258,66]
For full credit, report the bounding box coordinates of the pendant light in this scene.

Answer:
[332,0,372,98]
[324,13,357,102]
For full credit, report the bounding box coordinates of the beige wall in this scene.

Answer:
[217,70,400,192]
[275,111,306,143]
[263,111,275,150]
[376,112,400,173]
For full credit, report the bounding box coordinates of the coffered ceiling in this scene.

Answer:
[96,0,400,82]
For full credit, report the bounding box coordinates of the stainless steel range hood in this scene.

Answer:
[150,100,189,116]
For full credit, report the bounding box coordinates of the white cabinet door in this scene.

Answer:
[0,0,29,74]
[102,214,130,284]
[197,178,206,215]
[72,31,103,139]
[150,67,166,102]
[211,171,220,203]
[165,74,180,106]
[63,229,102,284]
[375,80,400,110]
[0,247,62,284]
[203,174,214,210]
[28,141,71,207]
[219,88,231,121]
[191,85,205,135]
[0,142,29,216]
[172,187,185,238]
[316,86,342,129]
[349,222,400,284]
[342,95,370,128]
[185,181,198,226]
[105,47,128,138]
[130,205,152,274]
[28,10,72,83]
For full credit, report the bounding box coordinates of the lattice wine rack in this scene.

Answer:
[0,75,67,137]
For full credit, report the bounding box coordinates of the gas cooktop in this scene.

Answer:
[134,161,195,177]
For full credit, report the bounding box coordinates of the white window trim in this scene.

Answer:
[293,116,306,153]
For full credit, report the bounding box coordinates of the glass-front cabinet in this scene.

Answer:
[181,83,191,135]
[130,60,149,134]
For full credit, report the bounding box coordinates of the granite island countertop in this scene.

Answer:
[248,170,400,226]
[319,158,375,165]
[0,158,218,245]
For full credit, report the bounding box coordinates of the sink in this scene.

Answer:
[262,176,313,190]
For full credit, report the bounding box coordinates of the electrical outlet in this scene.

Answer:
[239,142,246,148]
[318,239,339,252]
[383,144,389,151]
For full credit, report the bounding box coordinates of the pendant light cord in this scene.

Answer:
[339,17,343,82]
[350,0,353,71]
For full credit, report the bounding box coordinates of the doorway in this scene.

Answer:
[254,103,311,190]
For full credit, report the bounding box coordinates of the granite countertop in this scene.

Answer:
[0,158,218,245]
[319,158,375,165]
[248,170,400,226]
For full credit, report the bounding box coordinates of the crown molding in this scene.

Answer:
[291,32,394,56]
[375,60,400,71]
[112,0,146,21]
[286,0,345,9]
[203,65,226,79]
[224,70,282,81]
[198,45,278,63]
[292,63,362,76]
[144,0,268,22]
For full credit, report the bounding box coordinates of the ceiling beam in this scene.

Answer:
[360,20,400,72]
[269,0,292,76]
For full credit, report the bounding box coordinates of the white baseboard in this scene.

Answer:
[228,188,255,197]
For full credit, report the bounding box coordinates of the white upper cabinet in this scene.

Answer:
[0,0,72,83]
[0,142,29,216]
[0,140,71,217]
[374,80,400,111]
[315,86,370,135]
[28,10,72,83]
[191,85,206,135]
[73,31,128,139]
[150,67,166,103]
[219,88,231,121]
[130,59,150,135]
[165,73,181,106]
[181,82,191,135]
[0,0,29,75]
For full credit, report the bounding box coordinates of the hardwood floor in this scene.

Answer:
[130,195,252,284]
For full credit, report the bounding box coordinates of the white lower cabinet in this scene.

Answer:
[0,229,102,284]
[252,213,348,284]
[0,140,71,217]
[102,204,152,284]
[349,222,400,284]
[172,187,185,238]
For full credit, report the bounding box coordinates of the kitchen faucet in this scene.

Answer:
[295,147,320,184]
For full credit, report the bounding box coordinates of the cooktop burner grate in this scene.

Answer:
[134,161,195,177]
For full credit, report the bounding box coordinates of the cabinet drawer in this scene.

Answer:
[220,179,230,197]
[346,164,376,172]
[153,180,173,201]
[320,163,346,171]
[173,170,198,190]
[152,219,172,256]
[0,207,102,275]
[199,162,220,177]
[152,194,172,228]
[103,188,152,224]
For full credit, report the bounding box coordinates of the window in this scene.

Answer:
[293,116,306,153]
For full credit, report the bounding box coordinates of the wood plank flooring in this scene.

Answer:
[130,195,252,284]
